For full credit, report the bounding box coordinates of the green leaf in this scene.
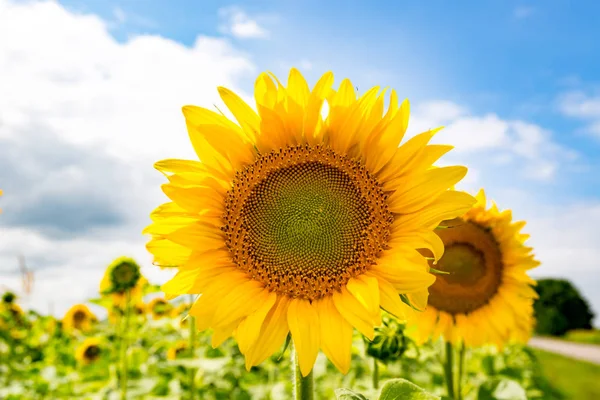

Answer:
[478,378,527,400]
[335,388,369,399]
[400,295,423,312]
[277,333,292,361]
[378,378,441,400]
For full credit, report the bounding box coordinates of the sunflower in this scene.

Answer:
[410,189,540,347]
[167,340,189,360]
[76,338,103,364]
[63,304,96,333]
[144,68,475,376]
[100,258,146,308]
[148,297,173,320]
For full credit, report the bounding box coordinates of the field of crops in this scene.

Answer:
[1,285,558,400]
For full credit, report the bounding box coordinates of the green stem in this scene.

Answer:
[457,343,466,400]
[188,295,196,400]
[444,341,455,400]
[120,289,131,400]
[293,344,314,400]
[372,357,380,389]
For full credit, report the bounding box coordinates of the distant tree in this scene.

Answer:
[533,278,595,336]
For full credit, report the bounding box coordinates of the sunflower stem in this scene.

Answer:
[188,295,196,400]
[372,357,380,389]
[293,344,314,400]
[120,289,131,400]
[457,342,466,400]
[444,341,455,399]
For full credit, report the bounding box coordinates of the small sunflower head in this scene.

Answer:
[149,297,172,320]
[167,340,188,360]
[365,316,409,363]
[76,338,102,364]
[2,291,16,304]
[63,304,95,333]
[103,257,142,294]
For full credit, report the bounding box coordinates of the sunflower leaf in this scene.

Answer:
[335,388,369,399]
[378,378,440,399]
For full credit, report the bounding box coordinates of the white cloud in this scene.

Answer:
[409,101,575,181]
[513,6,535,19]
[218,6,269,39]
[559,91,600,138]
[0,0,254,315]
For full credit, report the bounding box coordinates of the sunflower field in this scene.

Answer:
[1,284,551,400]
[2,70,551,399]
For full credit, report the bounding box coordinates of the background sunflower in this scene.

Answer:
[411,189,540,347]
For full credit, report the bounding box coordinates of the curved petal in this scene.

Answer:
[244,296,290,370]
[287,299,320,377]
[317,297,352,374]
[236,291,277,355]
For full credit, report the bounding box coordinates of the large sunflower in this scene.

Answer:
[63,304,96,333]
[144,68,475,376]
[411,189,540,347]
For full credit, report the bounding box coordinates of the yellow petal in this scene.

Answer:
[182,105,255,171]
[347,275,380,319]
[211,321,237,348]
[236,291,277,354]
[317,297,352,374]
[333,287,376,340]
[245,296,290,370]
[161,184,224,215]
[217,86,260,142]
[287,299,320,377]
[166,222,225,252]
[370,250,435,293]
[407,289,430,311]
[304,72,334,145]
[388,166,468,214]
[371,275,406,320]
[212,279,266,328]
[394,190,476,231]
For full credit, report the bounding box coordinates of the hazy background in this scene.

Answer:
[1,0,599,323]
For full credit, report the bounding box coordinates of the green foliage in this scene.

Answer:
[378,379,440,399]
[477,378,527,400]
[533,278,594,336]
[531,349,600,399]
[563,329,600,344]
[0,288,588,400]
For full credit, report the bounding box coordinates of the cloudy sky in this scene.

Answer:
[1,0,599,322]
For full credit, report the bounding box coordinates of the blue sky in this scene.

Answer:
[61,0,600,201]
[1,0,599,321]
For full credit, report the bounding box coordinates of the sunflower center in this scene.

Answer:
[223,145,393,301]
[84,345,101,361]
[73,310,87,324]
[110,261,140,292]
[428,220,503,315]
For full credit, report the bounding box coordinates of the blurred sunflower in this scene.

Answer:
[167,340,189,360]
[76,338,103,364]
[411,189,540,347]
[63,304,96,333]
[144,68,475,376]
[100,257,145,308]
[148,297,173,320]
